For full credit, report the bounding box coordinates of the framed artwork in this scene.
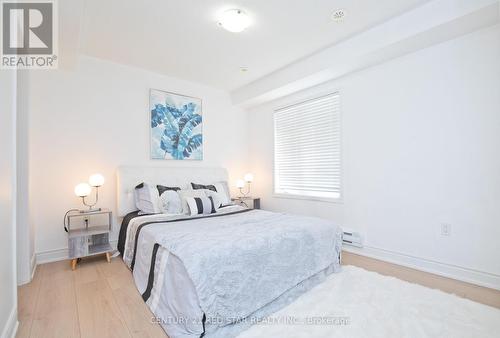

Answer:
[150,89,203,160]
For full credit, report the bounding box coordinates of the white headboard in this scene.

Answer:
[116,166,228,217]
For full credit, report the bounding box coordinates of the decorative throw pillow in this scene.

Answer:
[191,181,231,206]
[134,182,160,214]
[213,181,231,205]
[158,190,182,214]
[191,183,217,192]
[177,189,207,215]
[185,196,216,215]
[201,189,224,209]
[157,185,180,196]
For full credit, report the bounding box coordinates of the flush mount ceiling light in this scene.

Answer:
[218,9,251,33]
[331,9,346,22]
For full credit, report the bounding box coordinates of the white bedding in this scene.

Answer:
[122,206,342,338]
[124,206,245,337]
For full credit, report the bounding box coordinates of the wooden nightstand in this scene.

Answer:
[67,209,113,270]
[232,197,261,209]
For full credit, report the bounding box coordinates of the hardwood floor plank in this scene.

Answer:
[111,283,167,338]
[29,261,80,338]
[16,268,42,338]
[30,309,80,338]
[38,260,74,282]
[73,260,103,286]
[96,259,133,291]
[76,279,132,338]
[96,258,131,279]
[105,271,136,292]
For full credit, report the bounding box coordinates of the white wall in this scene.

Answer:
[17,71,35,285]
[29,56,248,260]
[247,25,500,288]
[0,70,18,338]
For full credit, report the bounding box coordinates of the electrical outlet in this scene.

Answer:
[441,223,451,236]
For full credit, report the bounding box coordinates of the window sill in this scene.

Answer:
[272,193,343,204]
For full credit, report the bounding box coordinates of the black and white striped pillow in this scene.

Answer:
[185,196,216,215]
[191,181,231,206]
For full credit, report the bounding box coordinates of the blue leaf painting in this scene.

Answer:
[184,134,202,158]
[150,89,203,160]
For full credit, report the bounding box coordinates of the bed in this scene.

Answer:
[117,166,343,338]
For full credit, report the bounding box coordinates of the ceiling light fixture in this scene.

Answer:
[218,9,251,33]
[331,9,346,22]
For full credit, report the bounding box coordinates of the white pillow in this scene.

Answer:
[213,182,231,205]
[177,189,207,215]
[190,181,231,206]
[159,190,182,214]
[185,196,216,216]
[134,183,160,214]
[201,189,224,209]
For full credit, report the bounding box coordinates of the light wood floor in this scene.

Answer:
[17,252,500,338]
[17,255,167,338]
[342,251,500,309]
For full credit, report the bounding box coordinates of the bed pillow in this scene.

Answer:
[185,196,216,215]
[200,189,225,209]
[177,189,207,215]
[191,181,231,206]
[158,190,183,214]
[157,185,181,196]
[134,183,160,214]
[191,183,216,192]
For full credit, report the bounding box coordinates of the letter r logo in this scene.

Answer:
[2,2,53,55]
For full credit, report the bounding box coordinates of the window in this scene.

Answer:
[274,92,341,200]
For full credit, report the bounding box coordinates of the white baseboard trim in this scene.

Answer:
[17,253,38,286]
[0,306,18,338]
[343,245,500,291]
[36,240,118,265]
[36,246,69,264]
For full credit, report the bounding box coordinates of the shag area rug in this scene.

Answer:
[237,265,500,338]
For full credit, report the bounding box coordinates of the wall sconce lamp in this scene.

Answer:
[236,173,253,198]
[74,173,105,212]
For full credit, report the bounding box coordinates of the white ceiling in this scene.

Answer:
[79,0,429,90]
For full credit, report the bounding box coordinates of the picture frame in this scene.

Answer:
[149,88,203,160]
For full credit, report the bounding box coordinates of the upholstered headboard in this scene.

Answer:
[116,166,229,217]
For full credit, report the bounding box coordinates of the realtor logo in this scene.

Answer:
[1,0,58,69]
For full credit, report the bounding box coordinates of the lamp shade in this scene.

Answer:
[218,9,251,33]
[236,179,245,188]
[244,173,254,183]
[74,183,91,197]
[89,173,105,187]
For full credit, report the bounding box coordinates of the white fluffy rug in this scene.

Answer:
[238,266,500,338]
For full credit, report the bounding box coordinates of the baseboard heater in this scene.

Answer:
[342,229,363,248]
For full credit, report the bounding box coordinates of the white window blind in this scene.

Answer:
[274,92,341,200]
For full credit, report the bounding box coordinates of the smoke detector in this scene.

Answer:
[331,9,346,22]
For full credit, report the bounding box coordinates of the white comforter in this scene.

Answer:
[123,206,342,338]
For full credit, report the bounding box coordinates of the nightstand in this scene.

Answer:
[67,209,113,270]
[232,197,261,209]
